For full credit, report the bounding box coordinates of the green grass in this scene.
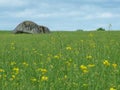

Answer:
[0,31,120,90]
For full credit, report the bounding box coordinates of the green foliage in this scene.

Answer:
[96,27,106,31]
[0,31,120,90]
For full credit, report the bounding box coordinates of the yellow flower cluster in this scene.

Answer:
[103,60,118,69]
[41,76,48,81]
[31,68,48,82]
[80,65,88,73]
[30,76,48,82]
[37,68,47,74]
[103,60,110,66]
[13,67,19,75]
[80,64,95,73]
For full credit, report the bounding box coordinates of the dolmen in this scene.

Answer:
[13,20,50,34]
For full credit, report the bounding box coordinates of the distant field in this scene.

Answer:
[0,31,120,90]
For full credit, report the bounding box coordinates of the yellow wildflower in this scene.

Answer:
[10,75,16,81]
[0,69,5,72]
[87,64,95,68]
[10,61,16,65]
[80,65,88,73]
[54,55,60,59]
[83,69,88,73]
[41,69,47,73]
[80,65,87,70]
[66,46,72,50]
[13,67,19,74]
[12,75,15,79]
[37,68,47,74]
[13,67,19,71]
[86,55,92,59]
[41,76,48,81]
[112,64,117,68]
[31,77,37,82]
[110,87,116,90]
[65,61,71,67]
[22,62,29,67]
[64,75,67,79]
[103,60,110,66]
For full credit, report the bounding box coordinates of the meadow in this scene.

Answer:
[0,31,120,90]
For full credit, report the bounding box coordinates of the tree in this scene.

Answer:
[96,27,105,31]
[76,29,84,32]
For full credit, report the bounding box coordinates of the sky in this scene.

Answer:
[0,0,120,31]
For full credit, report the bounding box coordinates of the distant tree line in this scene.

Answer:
[76,27,106,31]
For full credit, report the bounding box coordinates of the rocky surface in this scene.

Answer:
[13,21,50,34]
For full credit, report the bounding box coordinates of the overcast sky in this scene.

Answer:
[0,0,120,31]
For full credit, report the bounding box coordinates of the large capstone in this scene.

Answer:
[13,21,50,34]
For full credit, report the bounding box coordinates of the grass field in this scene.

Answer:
[0,31,120,90]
